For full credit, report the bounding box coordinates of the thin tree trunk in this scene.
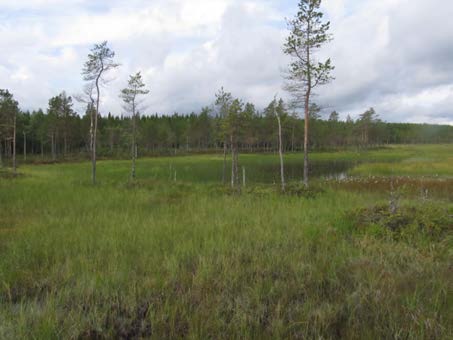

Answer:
[41,139,44,159]
[230,135,234,188]
[64,133,68,158]
[92,110,98,185]
[277,114,285,192]
[0,140,3,167]
[303,94,310,187]
[131,107,137,180]
[303,39,312,187]
[109,129,114,153]
[51,133,56,161]
[223,139,227,185]
[91,69,103,185]
[23,132,27,162]
[131,143,136,179]
[13,113,17,174]
[234,144,239,186]
[6,139,8,158]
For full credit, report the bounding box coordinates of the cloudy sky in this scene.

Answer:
[0,0,452,124]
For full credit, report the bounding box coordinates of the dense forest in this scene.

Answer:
[1,90,452,163]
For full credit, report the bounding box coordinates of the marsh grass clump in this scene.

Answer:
[351,204,453,241]
[282,183,325,198]
[243,185,275,196]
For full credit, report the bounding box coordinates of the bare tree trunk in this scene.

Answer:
[234,144,239,186]
[303,94,310,187]
[0,140,3,167]
[92,111,98,185]
[41,139,44,159]
[277,114,285,192]
[242,166,246,187]
[230,135,234,188]
[223,139,227,185]
[131,110,137,180]
[92,75,101,185]
[303,36,312,188]
[109,129,114,153]
[13,113,17,174]
[6,138,11,158]
[51,133,56,161]
[64,133,68,158]
[131,143,136,179]
[23,132,27,162]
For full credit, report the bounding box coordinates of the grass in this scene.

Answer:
[348,144,453,177]
[0,145,452,339]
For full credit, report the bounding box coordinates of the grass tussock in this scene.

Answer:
[351,204,453,242]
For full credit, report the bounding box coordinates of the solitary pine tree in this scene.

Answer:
[82,41,119,185]
[329,110,339,122]
[120,72,149,180]
[284,0,334,186]
[359,107,379,148]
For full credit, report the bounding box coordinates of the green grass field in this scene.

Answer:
[1,145,452,339]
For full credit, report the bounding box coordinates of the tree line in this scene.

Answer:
[1,91,451,162]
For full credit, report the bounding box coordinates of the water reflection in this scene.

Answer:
[245,160,357,183]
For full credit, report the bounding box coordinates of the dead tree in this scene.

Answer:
[277,112,285,192]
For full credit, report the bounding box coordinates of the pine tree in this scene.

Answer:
[284,0,334,186]
[120,72,149,180]
[82,41,119,185]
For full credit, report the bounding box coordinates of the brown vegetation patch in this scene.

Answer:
[351,204,453,241]
[329,176,453,200]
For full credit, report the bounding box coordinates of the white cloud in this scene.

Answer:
[0,0,451,125]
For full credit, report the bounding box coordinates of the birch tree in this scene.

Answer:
[82,41,119,185]
[265,97,287,191]
[284,0,334,187]
[120,72,149,180]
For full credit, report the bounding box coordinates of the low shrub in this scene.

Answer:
[350,204,453,241]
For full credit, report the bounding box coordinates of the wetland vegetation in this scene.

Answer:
[1,145,452,339]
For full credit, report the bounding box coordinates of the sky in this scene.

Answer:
[0,0,452,124]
